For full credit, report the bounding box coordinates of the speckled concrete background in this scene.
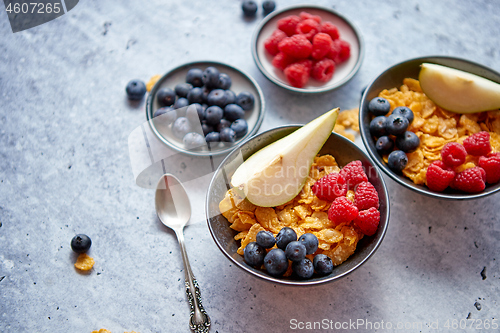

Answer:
[0,0,498,332]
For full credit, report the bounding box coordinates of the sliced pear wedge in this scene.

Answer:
[419,63,500,113]
[231,108,339,207]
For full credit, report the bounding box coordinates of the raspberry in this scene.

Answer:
[339,160,368,190]
[353,207,380,236]
[264,29,287,56]
[329,39,350,64]
[441,142,467,167]
[295,58,313,73]
[278,34,313,59]
[478,152,500,184]
[354,181,379,210]
[311,58,336,82]
[450,167,486,193]
[272,52,296,71]
[425,160,456,192]
[277,15,301,36]
[320,22,339,40]
[311,33,334,60]
[295,19,320,41]
[328,197,358,226]
[284,62,310,88]
[463,131,492,156]
[299,11,322,23]
[312,172,347,201]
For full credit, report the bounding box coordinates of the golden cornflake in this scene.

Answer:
[75,253,94,271]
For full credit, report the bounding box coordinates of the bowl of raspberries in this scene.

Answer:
[146,61,265,156]
[252,4,364,93]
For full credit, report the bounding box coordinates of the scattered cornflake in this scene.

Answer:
[146,74,161,92]
[75,253,95,271]
[334,108,359,141]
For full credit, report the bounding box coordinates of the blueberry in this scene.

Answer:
[392,106,414,124]
[388,150,408,173]
[375,136,394,155]
[183,132,206,149]
[285,241,307,262]
[292,258,314,279]
[186,68,204,87]
[256,230,276,249]
[202,122,214,136]
[369,116,387,138]
[368,97,390,116]
[153,107,177,124]
[262,0,276,15]
[395,131,420,152]
[385,114,409,136]
[125,80,146,100]
[71,234,91,253]
[172,117,192,139]
[244,242,266,267]
[205,106,224,126]
[276,227,297,250]
[217,73,232,90]
[231,119,248,137]
[224,104,245,121]
[207,89,227,107]
[216,119,232,132]
[224,90,236,105]
[186,104,202,125]
[192,103,205,120]
[157,88,176,107]
[298,233,318,255]
[242,0,258,17]
[173,97,189,110]
[202,87,211,104]
[205,132,220,142]
[313,254,333,276]
[219,127,236,143]
[263,248,288,276]
[236,91,255,111]
[174,83,192,98]
[187,87,204,104]
[202,67,220,89]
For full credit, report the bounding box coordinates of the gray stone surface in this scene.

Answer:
[0,0,499,332]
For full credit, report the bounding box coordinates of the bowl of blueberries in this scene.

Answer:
[146,61,265,156]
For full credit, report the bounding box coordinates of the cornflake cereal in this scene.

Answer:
[74,253,95,271]
[146,74,161,92]
[378,78,500,186]
[219,155,364,275]
[334,108,359,142]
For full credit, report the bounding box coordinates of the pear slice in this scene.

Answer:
[231,108,339,207]
[419,63,500,113]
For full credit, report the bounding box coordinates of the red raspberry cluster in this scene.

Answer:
[264,11,351,88]
[312,160,381,236]
[426,131,500,193]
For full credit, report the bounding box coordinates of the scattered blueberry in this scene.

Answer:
[125,80,146,100]
[202,122,214,136]
[218,73,232,90]
[276,227,297,250]
[186,104,202,125]
[183,132,206,149]
[207,89,227,107]
[71,234,92,253]
[174,83,192,98]
[368,97,390,116]
[244,242,266,267]
[153,107,177,124]
[285,241,307,262]
[186,68,204,87]
[236,91,255,111]
[392,106,414,124]
[202,67,220,89]
[172,117,192,139]
[256,230,276,249]
[205,106,224,126]
[263,248,288,276]
[216,119,232,132]
[187,87,204,104]
[262,0,276,15]
[205,132,220,142]
[219,127,236,142]
[313,254,333,276]
[173,97,189,110]
[231,119,248,137]
[385,114,409,136]
[375,136,394,155]
[224,104,245,121]
[224,90,236,105]
[298,233,318,255]
[157,88,176,107]
[292,258,314,279]
[242,0,258,17]
[369,116,387,137]
[395,131,420,152]
[388,150,408,173]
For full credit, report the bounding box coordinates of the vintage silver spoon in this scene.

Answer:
[155,173,211,333]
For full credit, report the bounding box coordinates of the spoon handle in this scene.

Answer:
[176,230,211,333]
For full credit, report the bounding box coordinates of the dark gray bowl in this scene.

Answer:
[206,126,389,285]
[359,56,500,200]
